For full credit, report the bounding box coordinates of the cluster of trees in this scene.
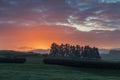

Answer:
[49,43,101,59]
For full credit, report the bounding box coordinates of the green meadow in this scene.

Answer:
[0,56,120,80]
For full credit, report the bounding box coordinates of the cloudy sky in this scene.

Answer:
[0,0,120,51]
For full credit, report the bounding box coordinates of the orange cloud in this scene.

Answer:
[0,26,120,51]
[0,26,78,51]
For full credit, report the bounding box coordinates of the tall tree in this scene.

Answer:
[49,43,101,59]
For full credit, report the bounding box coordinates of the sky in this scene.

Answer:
[0,0,120,51]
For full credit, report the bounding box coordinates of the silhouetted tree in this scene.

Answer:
[49,43,101,59]
[75,45,81,57]
[50,43,59,56]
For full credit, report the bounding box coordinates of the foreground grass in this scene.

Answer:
[0,56,120,80]
[0,63,120,80]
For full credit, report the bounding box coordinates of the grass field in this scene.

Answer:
[0,56,120,80]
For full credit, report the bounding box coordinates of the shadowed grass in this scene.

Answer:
[0,55,120,80]
[0,63,120,80]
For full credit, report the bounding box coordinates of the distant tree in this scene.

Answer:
[49,43,101,59]
[74,45,80,57]
[50,43,59,56]
[93,47,101,59]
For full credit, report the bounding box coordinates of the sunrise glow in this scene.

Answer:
[0,0,120,51]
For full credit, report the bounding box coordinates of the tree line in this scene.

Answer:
[49,43,101,59]
[44,57,120,69]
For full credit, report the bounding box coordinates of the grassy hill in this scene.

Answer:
[1,63,120,80]
[0,50,120,80]
[0,57,119,80]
